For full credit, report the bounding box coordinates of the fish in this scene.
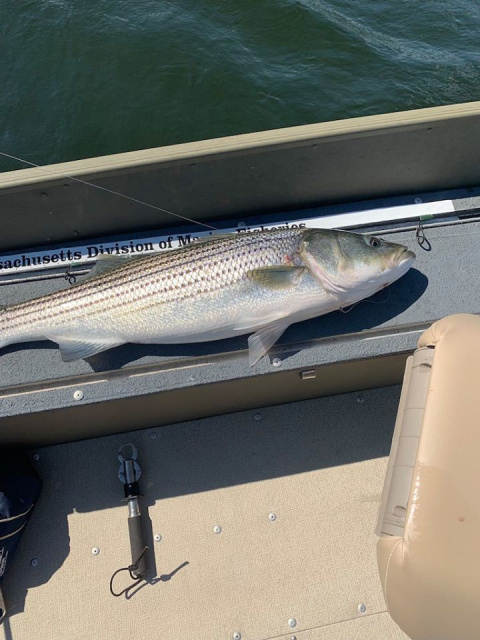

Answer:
[0,228,415,365]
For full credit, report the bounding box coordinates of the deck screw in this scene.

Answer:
[358,603,367,614]
[73,390,84,401]
[32,453,40,462]
[154,534,162,542]
[356,396,364,404]
[269,513,277,522]
[233,632,242,640]
[91,547,100,556]
[30,558,38,567]
[254,413,261,421]
[288,618,297,628]
[272,358,282,367]
[150,432,157,439]
[213,525,222,534]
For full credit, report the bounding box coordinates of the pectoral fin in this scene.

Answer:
[248,319,290,366]
[246,266,306,290]
[48,335,125,361]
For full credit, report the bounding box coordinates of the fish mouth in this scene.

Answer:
[395,247,416,267]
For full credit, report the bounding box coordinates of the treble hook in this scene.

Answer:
[415,222,431,251]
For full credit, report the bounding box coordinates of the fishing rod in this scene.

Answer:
[0,150,218,231]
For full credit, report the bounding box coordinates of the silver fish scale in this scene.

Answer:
[2,229,306,334]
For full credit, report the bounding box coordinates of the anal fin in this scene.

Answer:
[47,335,126,362]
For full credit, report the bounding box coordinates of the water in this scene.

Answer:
[1,0,479,172]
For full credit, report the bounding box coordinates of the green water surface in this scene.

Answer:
[1,0,479,171]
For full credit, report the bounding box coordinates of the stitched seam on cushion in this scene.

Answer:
[0,521,26,541]
[0,504,33,523]
[383,538,402,614]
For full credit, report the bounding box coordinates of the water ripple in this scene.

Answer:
[1,0,480,170]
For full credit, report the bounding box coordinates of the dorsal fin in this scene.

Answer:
[192,232,237,245]
[84,254,147,280]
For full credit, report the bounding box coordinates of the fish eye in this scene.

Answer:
[369,237,381,248]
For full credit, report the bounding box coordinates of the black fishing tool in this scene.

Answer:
[114,443,148,584]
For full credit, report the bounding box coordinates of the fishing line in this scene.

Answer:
[367,289,391,304]
[340,289,391,314]
[4,150,480,240]
[0,151,219,231]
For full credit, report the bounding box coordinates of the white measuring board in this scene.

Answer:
[0,198,454,277]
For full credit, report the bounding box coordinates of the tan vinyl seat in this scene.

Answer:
[376,314,480,640]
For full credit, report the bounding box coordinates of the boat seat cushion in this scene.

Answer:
[377,313,480,640]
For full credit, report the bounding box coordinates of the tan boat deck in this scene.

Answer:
[1,385,407,640]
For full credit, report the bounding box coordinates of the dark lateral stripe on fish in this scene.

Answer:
[11,231,295,311]
[2,230,303,333]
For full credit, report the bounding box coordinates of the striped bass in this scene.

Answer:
[0,228,415,365]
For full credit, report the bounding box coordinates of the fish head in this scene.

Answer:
[300,229,416,301]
